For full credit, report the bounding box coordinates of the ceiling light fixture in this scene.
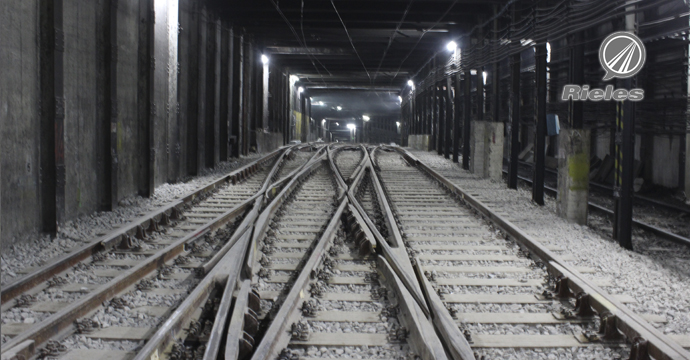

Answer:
[261,54,269,64]
[298,87,304,93]
[446,41,457,52]
[362,115,370,121]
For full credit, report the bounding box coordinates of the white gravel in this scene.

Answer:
[408,149,690,336]
[1,154,264,285]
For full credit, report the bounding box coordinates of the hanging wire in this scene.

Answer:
[331,0,372,81]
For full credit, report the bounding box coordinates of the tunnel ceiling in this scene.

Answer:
[213,0,501,89]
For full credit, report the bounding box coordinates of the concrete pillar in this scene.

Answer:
[557,129,591,224]
[471,121,504,181]
[485,122,505,181]
[470,121,486,175]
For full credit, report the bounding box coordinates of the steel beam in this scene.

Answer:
[569,32,584,129]
[39,0,66,233]
[615,79,636,250]
[140,0,156,195]
[104,0,119,210]
[265,46,352,55]
[532,44,547,205]
[507,53,520,189]
[462,70,471,170]
[437,81,445,155]
[444,76,452,159]
[453,72,461,163]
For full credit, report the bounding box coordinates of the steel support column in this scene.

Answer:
[104,0,118,210]
[533,44,547,205]
[477,68,484,121]
[142,0,156,195]
[39,0,66,233]
[453,72,462,163]
[438,81,445,155]
[444,76,453,158]
[462,70,471,170]
[615,79,636,249]
[507,53,521,189]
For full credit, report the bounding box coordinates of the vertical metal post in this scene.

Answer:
[104,0,119,209]
[40,0,66,233]
[508,53,521,189]
[143,0,156,195]
[438,81,445,155]
[300,92,307,143]
[445,76,453,158]
[433,82,439,153]
[615,79,636,249]
[462,70,471,170]
[477,68,484,121]
[453,72,462,162]
[533,44,547,205]
[569,33,584,129]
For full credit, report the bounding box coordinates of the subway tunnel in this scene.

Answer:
[2,0,690,359]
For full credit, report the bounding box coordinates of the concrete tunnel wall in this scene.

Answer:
[0,0,283,247]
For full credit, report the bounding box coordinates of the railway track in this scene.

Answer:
[505,162,690,247]
[0,145,308,359]
[2,143,689,360]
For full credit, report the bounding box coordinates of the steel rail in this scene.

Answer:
[133,145,327,360]
[367,146,475,360]
[0,192,257,356]
[505,170,690,247]
[1,146,294,358]
[516,159,690,216]
[0,147,285,306]
[248,153,449,359]
[395,146,690,360]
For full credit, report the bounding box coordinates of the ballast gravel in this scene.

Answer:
[1,154,263,285]
[407,149,690,336]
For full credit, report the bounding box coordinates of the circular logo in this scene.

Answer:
[599,31,646,81]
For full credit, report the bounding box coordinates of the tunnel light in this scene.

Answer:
[546,42,551,63]
[337,106,342,111]
[396,122,401,127]
[407,80,414,87]
[362,115,370,121]
[483,71,488,85]
[470,69,477,76]
[261,54,269,64]
[398,96,402,103]
[446,41,457,52]
[298,87,304,93]
[347,124,356,130]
